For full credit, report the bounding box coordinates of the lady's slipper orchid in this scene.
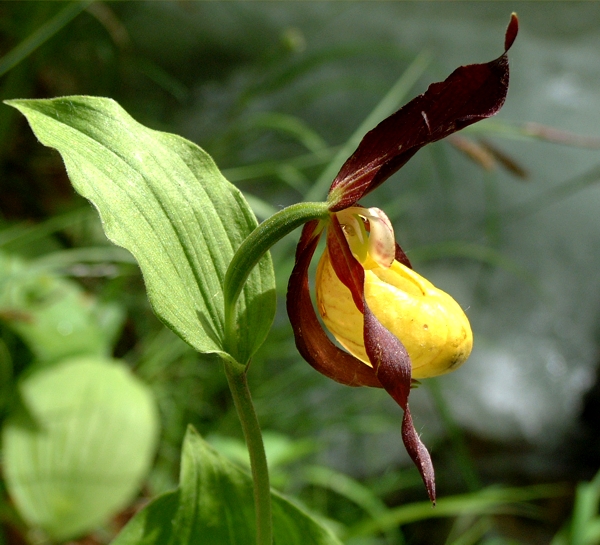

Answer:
[286,15,518,503]
[316,206,473,379]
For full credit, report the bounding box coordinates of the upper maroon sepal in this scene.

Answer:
[505,13,519,52]
[328,14,518,212]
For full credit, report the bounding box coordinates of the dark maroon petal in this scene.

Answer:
[363,306,436,504]
[286,221,382,388]
[401,403,436,504]
[326,215,366,313]
[328,15,518,211]
[395,243,412,269]
[324,216,436,501]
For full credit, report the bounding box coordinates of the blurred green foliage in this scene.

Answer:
[1,2,600,544]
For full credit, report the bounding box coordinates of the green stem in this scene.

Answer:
[223,201,329,358]
[223,355,272,545]
[221,201,329,543]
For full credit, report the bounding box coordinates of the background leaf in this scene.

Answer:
[112,426,342,545]
[2,356,159,541]
[0,251,124,363]
[5,96,276,364]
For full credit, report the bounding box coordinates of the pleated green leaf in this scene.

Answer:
[5,97,275,363]
[111,426,342,545]
[2,357,159,541]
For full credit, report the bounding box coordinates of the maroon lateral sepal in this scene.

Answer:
[363,306,436,504]
[328,14,518,212]
[286,221,382,388]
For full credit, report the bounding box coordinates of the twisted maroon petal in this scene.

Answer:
[326,216,436,502]
[363,307,436,504]
[326,215,366,313]
[328,14,518,211]
[286,220,382,387]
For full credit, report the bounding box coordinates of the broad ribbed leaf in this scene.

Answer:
[5,97,275,363]
[111,426,342,545]
[2,357,159,541]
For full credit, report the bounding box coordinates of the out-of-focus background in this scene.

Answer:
[2,2,600,544]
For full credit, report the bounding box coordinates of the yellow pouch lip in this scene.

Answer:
[316,249,473,379]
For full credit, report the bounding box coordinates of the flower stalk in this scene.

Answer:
[223,201,329,360]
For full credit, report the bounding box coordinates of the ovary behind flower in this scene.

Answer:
[316,249,473,379]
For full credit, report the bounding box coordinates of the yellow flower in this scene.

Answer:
[286,15,518,503]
